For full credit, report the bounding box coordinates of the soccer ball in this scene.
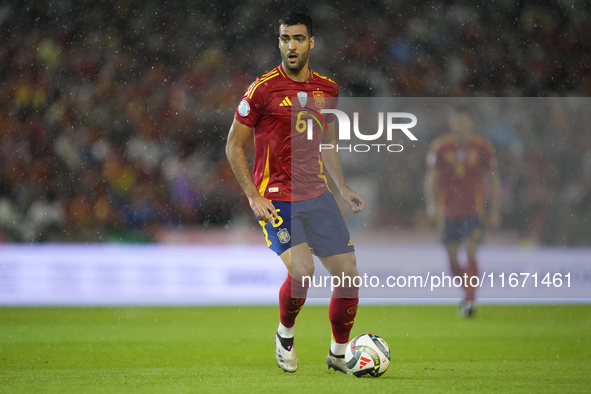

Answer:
[345,333,391,377]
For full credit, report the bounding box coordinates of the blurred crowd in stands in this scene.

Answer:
[0,0,589,244]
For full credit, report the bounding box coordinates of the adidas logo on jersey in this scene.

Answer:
[279,97,292,106]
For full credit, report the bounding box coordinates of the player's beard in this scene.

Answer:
[282,48,310,72]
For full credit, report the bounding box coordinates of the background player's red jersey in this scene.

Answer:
[234,64,338,202]
[427,134,497,219]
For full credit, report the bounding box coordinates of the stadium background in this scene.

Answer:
[2,1,590,392]
[1,0,590,246]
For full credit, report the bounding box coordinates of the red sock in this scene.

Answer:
[279,274,307,328]
[329,287,359,343]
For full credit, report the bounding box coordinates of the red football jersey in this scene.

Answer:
[427,134,497,219]
[234,64,339,202]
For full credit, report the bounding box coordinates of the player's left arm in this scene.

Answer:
[485,162,501,230]
[321,121,365,213]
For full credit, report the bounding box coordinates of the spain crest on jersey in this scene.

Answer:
[277,228,290,244]
[313,91,325,109]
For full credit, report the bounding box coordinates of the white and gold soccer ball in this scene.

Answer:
[345,333,391,377]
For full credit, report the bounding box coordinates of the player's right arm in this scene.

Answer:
[225,119,278,223]
[485,151,501,230]
[424,145,441,221]
[424,168,439,220]
[486,169,501,229]
[322,121,365,213]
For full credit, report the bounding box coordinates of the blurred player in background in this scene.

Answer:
[226,12,364,373]
[424,105,501,317]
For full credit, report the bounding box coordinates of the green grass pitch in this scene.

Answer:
[1,304,590,393]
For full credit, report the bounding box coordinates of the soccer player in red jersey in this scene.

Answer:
[226,12,365,373]
[424,105,501,317]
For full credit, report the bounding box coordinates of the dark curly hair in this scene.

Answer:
[278,12,314,37]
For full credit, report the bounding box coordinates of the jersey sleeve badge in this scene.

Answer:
[238,100,250,116]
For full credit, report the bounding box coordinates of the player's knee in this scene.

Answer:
[466,264,478,277]
[342,264,358,279]
[450,264,463,277]
[291,257,315,277]
[466,248,478,261]
[301,263,315,278]
[341,252,358,275]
